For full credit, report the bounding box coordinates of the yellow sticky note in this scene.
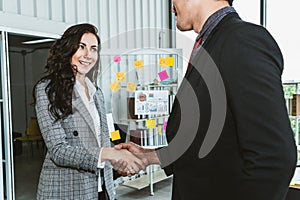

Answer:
[166,57,175,66]
[134,60,144,68]
[159,57,174,67]
[109,81,121,92]
[146,119,156,129]
[159,58,167,67]
[110,130,121,141]
[126,82,137,92]
[116,72,126,81]
[157,125,162,135]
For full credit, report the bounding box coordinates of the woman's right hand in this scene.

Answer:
[101,148,146,176]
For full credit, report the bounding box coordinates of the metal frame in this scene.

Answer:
[100,48,182,196]
[1,30,14,200]
[260,0,267,27]
[0,30,4,200]
[0,28,58,200]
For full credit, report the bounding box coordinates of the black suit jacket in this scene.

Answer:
[162,12,297,200]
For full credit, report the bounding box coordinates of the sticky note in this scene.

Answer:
[166,57,175,66]
[146,119,156,129]
[159,58,167,67]
[134,60,144,68]
[113,55,121,63]
[126,82,137,92]
[116,72,126,81]
[159,57,174,67]
[157,125,162,135]
[158,70,169,81]
[110,130,121,141]
[163,121,168,131]
[110,81,121,92]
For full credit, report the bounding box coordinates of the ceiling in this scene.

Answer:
[8,34,55,50]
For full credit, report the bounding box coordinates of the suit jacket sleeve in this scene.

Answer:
[35,81,100,173]
[221,24,297,199]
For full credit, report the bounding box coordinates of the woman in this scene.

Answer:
[33,23,144,200]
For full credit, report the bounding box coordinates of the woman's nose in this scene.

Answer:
[83,49,91,59]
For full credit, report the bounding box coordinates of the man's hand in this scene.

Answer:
[114,142,161,166]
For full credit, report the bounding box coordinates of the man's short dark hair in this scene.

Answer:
[227,0,233,6]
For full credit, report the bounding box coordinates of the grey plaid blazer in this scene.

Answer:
[35,80,114,200]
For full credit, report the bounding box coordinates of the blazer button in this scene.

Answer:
[73,130,79,136]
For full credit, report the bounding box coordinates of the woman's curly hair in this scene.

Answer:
[33,23,101,121]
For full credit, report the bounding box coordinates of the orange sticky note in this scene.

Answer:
[116,72,126,81]
[157,125,162,135]
[126,82,137,92]
[134,60,144,68]
[159,58,167,67]
[110,130,121,141]
[146,119,156,129]
[109,81,121,92]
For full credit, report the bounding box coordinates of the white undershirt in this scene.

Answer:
[74,77,105,192]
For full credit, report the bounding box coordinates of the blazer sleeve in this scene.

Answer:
[35,81,100,173]
[221,24,297,200]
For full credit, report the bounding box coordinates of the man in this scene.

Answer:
[116,0,297,199]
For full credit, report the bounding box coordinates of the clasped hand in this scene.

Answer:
[110,142,160,176]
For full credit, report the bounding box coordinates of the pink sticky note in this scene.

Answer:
[158,70,169,81]
[163,121,168,131]
[113,56,121,63]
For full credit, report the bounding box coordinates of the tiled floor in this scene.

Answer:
[115,178,172,200]
[13,142,172,200]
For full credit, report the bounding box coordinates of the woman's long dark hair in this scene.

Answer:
[33,23,101,121]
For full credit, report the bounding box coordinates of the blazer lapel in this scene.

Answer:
[72,89,96,135]
[94,89,110,148]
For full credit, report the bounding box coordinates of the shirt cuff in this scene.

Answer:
[98,148,105,168]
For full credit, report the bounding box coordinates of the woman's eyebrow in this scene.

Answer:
[80,42,98,48]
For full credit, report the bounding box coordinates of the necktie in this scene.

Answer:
[187,36,203,70]
[193,36,203,51]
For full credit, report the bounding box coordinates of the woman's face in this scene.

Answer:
[71,33,99,77]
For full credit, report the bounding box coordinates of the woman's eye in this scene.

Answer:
[92,47,98,52]
[79,44,84,49]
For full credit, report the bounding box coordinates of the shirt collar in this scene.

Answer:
[196,6,236,45]
[75,77,97,98]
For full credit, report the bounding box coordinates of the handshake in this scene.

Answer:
[102,142,161,176]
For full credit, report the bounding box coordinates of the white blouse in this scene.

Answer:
[74,77,105,192]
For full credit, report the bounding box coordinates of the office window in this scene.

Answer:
[267,0,300,81]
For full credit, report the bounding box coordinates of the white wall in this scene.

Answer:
[266,0,300,81]
[0,0,172,49]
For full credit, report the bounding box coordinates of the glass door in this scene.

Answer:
[1,31,15,199]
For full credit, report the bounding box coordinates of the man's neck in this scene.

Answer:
[193,1,230,33]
